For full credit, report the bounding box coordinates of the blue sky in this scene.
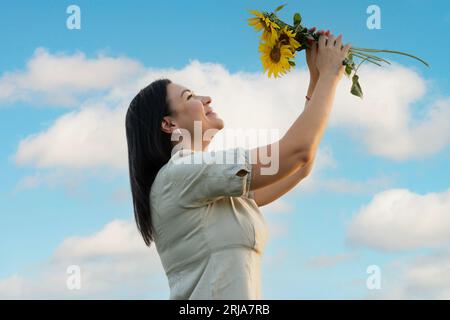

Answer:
[0,0,450,299]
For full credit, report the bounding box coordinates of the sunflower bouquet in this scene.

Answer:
[248,4,429,98]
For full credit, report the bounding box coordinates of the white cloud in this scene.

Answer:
[10,58,311,172]
[0,47,144,106]
[0,220,168,299]
[53,220,146,260]
[333,64,450,160]
[368,251,450,299]
[13,102,128,169]
[6,49,449,186]
[347,187,450,251]
[293,146,395,194]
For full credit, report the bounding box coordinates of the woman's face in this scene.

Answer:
[163,83,224,139]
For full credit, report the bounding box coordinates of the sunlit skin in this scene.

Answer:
[162,83,224,151]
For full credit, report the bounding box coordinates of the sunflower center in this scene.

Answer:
[270,46,281,63]
[279,33,289,45]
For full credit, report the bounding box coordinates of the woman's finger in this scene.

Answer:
[318,33,327,49]
[335,34,343,48]
[342,43,352,56]
[326,33,336,47]
[312,40,318,57]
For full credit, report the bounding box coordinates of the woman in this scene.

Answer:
[125,31,351,299]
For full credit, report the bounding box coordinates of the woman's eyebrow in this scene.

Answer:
[180,89,191,97]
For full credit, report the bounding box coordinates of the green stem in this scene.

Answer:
[351,47,429,67]
[350,50,391,65]
[349,52,383,67]
[355,56,371,73]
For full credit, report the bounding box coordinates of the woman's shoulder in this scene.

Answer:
[150,149,192,197]
[162,148,205,179]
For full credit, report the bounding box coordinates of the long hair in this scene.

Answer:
[125,78,173,246]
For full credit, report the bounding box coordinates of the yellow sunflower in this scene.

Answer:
[247,10,266,31]
[247,10,280,43]
[278,26,301,52]
[258,36,295,78]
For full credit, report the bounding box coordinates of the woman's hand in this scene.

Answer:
[306,29,332,80]
[305,27,322,82]
[316,32,352,80]
[306,29,330,97]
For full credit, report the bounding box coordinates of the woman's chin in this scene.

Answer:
[212,119,224,130]
[206,115,224,129]
[216,117,225,129]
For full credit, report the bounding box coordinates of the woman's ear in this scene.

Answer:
[161,116,175,134]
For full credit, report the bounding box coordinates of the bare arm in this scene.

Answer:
[253,95,317,206]
[252,156,314,206]
[248,33,351,192]
[248,75,338,190]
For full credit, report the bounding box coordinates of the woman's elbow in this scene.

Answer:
[297,148,313,167]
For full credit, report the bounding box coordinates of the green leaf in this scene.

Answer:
[288,60,296,67]
[351,74,363,98]
[345,64,353,78]
[293,13,302,26]
[274,3,287,13]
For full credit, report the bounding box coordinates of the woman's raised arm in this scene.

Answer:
[248,33,351,190]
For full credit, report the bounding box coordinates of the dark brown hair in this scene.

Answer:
[125,78,173,246]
